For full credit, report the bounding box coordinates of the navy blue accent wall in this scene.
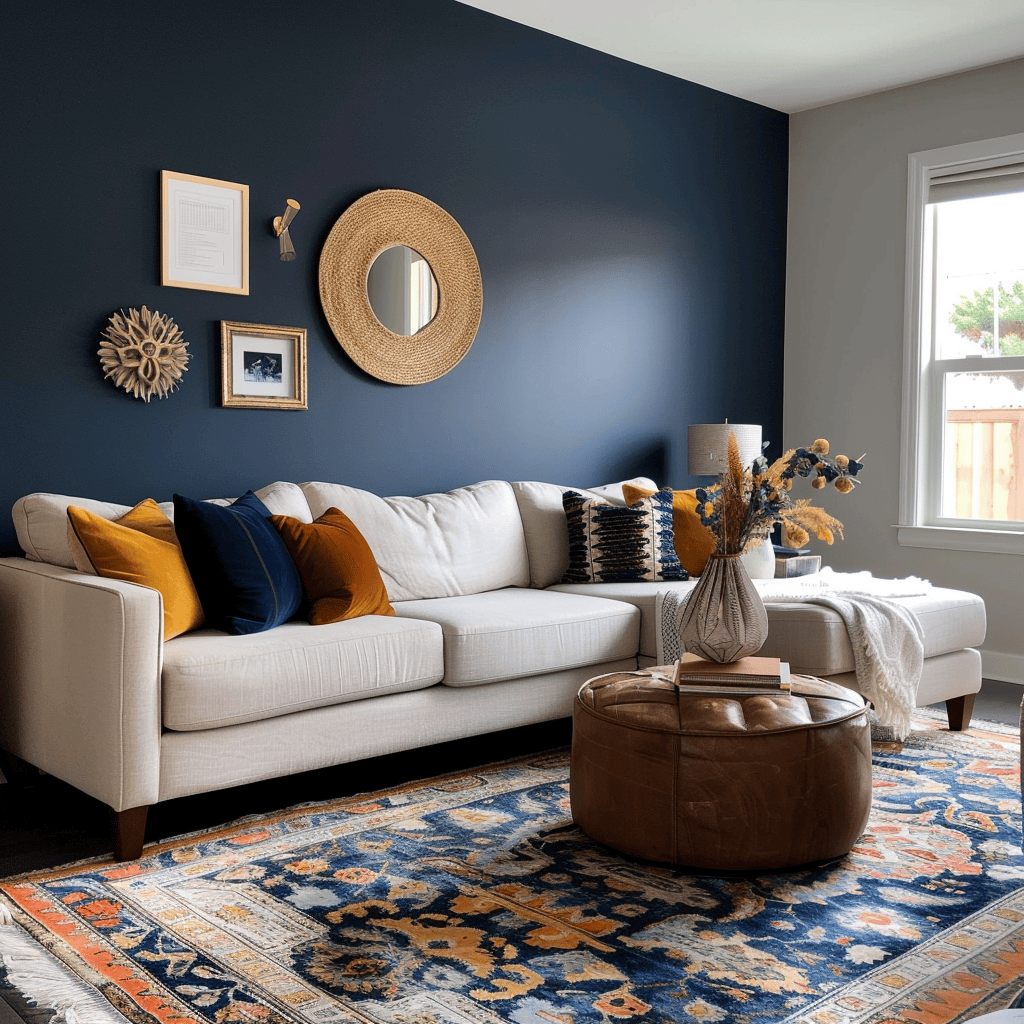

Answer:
[0,0,787,552]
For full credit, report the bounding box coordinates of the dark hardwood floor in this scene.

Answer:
[1,680,1020,879]
[0,718,574,879]
[969,678,1023,730]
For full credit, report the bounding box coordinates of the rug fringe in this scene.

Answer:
[0,919,128,1023]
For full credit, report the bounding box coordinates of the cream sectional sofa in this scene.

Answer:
[0,476,986,860]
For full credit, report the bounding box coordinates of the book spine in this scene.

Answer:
[774,554,821,578]
[675,684,792,696]
[676,675,784,688]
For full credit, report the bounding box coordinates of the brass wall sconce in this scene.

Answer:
[272,199,301,261]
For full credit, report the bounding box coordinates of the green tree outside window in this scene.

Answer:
[949,280,1024,356]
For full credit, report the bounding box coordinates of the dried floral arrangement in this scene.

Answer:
[695,435,865,556]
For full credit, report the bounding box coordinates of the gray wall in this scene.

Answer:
[786,59,1024,684]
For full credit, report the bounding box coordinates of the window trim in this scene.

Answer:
[898,132,1024,554]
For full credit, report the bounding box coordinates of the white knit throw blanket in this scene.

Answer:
[656,568,929,739]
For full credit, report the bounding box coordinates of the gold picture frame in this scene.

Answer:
[162,170,250,295]
[221,321,307,410]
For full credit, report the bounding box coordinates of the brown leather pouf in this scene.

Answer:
[571,669,873,871]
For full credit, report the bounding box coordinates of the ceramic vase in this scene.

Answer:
[678,553,769,663]
[740,536,776,580]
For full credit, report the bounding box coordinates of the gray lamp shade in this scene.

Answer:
[688,423,762,476]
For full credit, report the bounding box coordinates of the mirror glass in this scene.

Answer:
[367,245,439,336]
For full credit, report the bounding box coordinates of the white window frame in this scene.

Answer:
[898,132,1024,555]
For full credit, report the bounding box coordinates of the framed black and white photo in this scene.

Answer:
[162,171,249,295]
[221,321,307,410]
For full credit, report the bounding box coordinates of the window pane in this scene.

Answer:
[933,192,1024,360]
[942,370,1024,521]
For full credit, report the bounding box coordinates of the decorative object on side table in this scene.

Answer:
[740,532,777,579]
[99,306,189,402]
[775,552,822,577]
[679,434,865,662]
[671,652,792,694]
[221,321,307,410]
[678,550,769,661]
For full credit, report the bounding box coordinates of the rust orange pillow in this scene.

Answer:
[622,484,717,576]
[66,499,205,640]
[272,507,395,624]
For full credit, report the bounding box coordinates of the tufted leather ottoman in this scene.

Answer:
[571,668,872,871]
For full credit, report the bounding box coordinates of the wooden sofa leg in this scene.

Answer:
[945,693,977,732]
[110,806,149,861]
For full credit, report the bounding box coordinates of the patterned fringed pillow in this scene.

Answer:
[561,488,689,584]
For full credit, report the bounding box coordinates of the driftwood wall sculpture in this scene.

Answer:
[99,306,190,401]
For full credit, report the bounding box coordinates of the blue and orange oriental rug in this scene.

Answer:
[0,711,1022,1023]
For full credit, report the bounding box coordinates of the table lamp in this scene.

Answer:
[687,421,762,475]
[686,420,774,578]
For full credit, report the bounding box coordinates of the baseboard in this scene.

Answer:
[980,648,1024,686]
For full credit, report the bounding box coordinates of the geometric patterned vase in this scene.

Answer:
[677,553,769,662]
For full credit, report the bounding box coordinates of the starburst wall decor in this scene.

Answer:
[99,305,190,401]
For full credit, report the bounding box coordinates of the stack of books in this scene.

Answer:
[671,652,791,696]
[773,544,821,578]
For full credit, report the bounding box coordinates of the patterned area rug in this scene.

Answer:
[0,712,1022,1024]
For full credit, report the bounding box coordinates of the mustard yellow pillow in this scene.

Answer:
[272,507,395,624]
[66,499,205,640]
[623,484,717,576]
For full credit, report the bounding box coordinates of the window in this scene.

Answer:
[899,133,1024,554]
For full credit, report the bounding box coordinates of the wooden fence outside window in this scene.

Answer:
[945,408,1024,521]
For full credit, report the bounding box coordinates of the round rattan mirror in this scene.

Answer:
[319,189,483,385]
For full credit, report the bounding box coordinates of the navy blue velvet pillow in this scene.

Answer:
[173,491,302,635]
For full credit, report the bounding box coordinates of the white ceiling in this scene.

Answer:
[454,0,1024,112]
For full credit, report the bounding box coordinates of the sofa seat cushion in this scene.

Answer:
[392,588,640,686]
[756,587,987,676]
[162,616,444,731]
[549,581,696,660]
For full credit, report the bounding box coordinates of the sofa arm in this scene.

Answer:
[0,556,162,812]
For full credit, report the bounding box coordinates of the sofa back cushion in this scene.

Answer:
[300,480,530,602]
[511,478,658,588]
[12,481,311,569]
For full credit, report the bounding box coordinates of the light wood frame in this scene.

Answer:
[162,170,250,295]
[221,321,307,410]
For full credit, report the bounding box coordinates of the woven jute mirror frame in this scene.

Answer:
[318,189,483,385]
